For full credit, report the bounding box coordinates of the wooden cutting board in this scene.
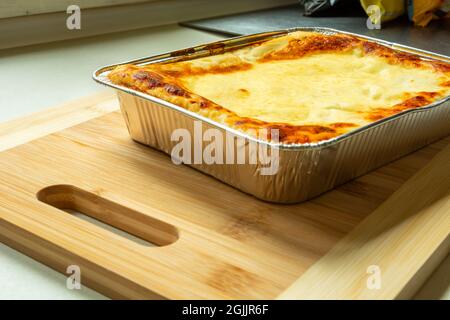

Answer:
[0,91,448,299]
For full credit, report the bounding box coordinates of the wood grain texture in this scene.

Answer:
[0,93,448,299]
[278,143,450,299]
[0,91,118,152]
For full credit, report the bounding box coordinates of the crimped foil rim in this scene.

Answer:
[93,27,450,150]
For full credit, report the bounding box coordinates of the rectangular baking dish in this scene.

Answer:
[93,27,450,203]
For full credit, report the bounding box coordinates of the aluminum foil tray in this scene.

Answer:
[94,27,450,203]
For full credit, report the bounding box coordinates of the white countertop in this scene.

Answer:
[0,24,448,300]
[0,24,222,299]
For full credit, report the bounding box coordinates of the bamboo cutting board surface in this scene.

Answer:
[0,91,448,299]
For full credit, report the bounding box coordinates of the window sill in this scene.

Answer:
[0,0,297,50]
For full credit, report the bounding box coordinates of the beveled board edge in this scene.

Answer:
[278,142,450,300]
[0,90,118,152]
[0,91,448,299]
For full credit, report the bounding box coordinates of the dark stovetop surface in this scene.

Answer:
[181,5,450,56]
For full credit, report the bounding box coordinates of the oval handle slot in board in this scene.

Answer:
[37,185,178,247]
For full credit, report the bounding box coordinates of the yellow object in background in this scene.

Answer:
[408,0,450,27]
[360,0,405,23]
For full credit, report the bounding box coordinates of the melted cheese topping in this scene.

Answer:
[108,31,450,144]
[180,52,444,127]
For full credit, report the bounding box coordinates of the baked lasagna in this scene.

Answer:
[108,31,450,144]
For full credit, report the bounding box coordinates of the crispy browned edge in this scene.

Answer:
[108,33,450,144]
